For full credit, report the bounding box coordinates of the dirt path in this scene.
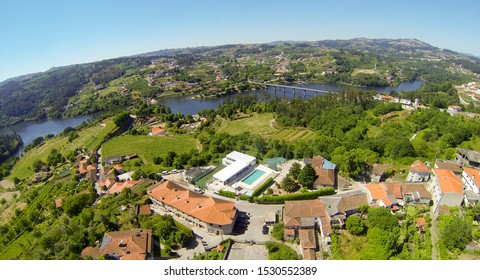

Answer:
[430,207,439,260]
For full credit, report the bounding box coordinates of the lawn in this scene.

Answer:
[101,134,198,165]
[216,113,316,142]
[194,165,225,189]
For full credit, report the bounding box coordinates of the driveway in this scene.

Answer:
[228,201,283,244]
[150,199,284,259]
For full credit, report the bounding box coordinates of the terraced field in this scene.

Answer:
[101,133,198,165]
[216,113,316,142]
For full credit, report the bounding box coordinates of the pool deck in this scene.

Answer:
[235,165,277,191]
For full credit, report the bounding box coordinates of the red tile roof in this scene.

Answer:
[138,205,152,216]
[365,183,392,207]
[432,169,463,194]
[384,182,404,199]
[148,181,237,226]
[312,156,335,186]
[54,198,63,208]
[284,200,327,227]
[416,217,427,227]
[299,229,316,250]
[81,229,152,260]
[151,127,166,136]
[108,180,140,194]
[410,160,430,173]
[463,167,480,191]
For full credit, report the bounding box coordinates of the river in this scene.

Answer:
[0,115,92,154]
[0,80,422,150]
[160,80,423,115]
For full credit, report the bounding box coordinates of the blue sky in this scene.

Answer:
[0,0,479,82]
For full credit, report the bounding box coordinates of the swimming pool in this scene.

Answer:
[241,169,266,185]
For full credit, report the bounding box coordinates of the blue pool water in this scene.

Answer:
[241,170,266,185]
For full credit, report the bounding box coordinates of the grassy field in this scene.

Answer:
[216,113,316,142]
[101,134,198,165]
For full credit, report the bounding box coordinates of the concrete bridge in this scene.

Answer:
[248,81,331,97]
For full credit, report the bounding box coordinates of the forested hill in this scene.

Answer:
[1,38,479,127]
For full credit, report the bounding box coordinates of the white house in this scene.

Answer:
[222,151,256,166]
[430,169,464,212]
[462,167,480,195]
[448,105,462,113]
[462,167,480,205]
[406,160,430,182]
[213,151,257,185]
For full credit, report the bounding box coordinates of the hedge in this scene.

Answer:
[251,177,274,197]
[217,190,250,201]
[254,187,335,204]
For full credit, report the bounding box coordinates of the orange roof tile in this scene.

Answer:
[148,181,237,226]
[302,248,316,260]
[410,160,430,173]
[312,156,336,186]
[416,217,427,227]
[284,199,331,237]
[138,205,152,216]
[54,198,63,208]
[432,169,463,194]
[463,167,480,191]
[299,229,316,250]
[108,180,140,194]
[365,183,392,207]
[384,182,404,199]
[81,229,151,260]
[151,127,166,136]
[216,244,225,252]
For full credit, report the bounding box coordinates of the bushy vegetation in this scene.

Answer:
[254,188,335,204]
[251,177,274,197]
[265,241,300,260]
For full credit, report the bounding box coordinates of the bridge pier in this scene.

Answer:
[304,89,307,98]
[274,86,276,92]
[292,88,296,97]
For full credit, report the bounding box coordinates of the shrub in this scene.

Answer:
[251,177,274,197]
[254,187,334,204]
[346,216,366,235]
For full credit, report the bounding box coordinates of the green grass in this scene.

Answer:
[216,113,316,142]
[101,134,198,165]
[9,119,116,180]
[0,233,30,260]
[195,165,225,189]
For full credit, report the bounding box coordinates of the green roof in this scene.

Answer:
[263,157,286,171]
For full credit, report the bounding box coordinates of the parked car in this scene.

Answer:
[262,225,269,235]
[194,187,204,194]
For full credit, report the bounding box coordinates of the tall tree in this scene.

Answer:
[297,164,317,189]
